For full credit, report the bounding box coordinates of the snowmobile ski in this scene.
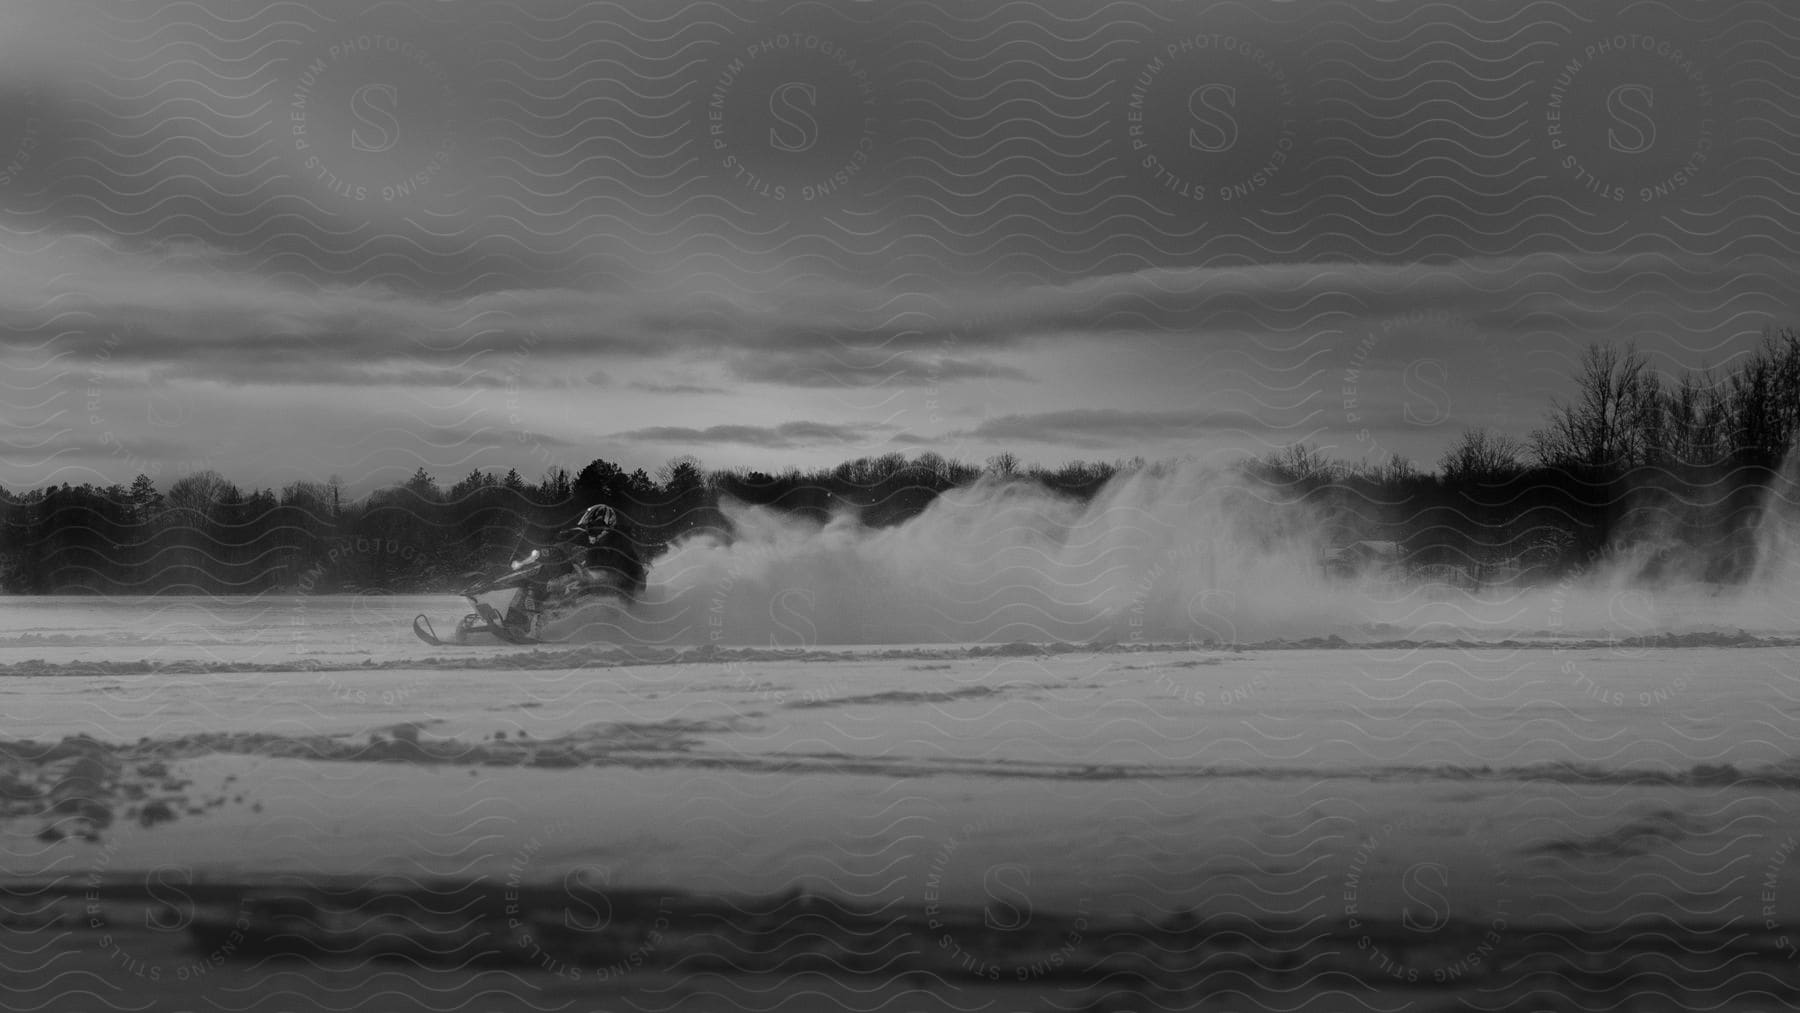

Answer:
[412,614,447,646]
[411,606,544,646]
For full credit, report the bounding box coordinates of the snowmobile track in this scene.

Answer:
[410,608,558,647]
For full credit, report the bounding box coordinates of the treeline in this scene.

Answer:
[0,460,692,594]
[3,328,1798,594]
[0,451,1127,594]
[1246,328,1800,584]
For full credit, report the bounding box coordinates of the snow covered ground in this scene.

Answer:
[2,595,1799,1008]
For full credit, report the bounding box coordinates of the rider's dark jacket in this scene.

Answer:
[571,523,646,591]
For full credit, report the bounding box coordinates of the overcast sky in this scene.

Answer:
[1,0,1792,494]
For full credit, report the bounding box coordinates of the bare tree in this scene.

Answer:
[1663,368,1729,466]
[165,469,232,518]
[1257,443,1338,483]
[1439,428,1524,483]
[1727,327,1800,468]
[539,466,572,502]
[1379,454,1418,484]
[1530,342,1660,469]
[659,455,706,495]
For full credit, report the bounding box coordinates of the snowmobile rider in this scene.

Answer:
[552,503,648,599]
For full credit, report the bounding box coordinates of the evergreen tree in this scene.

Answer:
[127,474,163,523]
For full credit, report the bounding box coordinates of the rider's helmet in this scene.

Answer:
[575,504,617,536]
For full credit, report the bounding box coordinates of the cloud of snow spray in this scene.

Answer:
[1751,444,1800,603]
[590,462,1448,646]
[564,458,1800,648]
[641,463,1353,646]
[1523,445,1800,640]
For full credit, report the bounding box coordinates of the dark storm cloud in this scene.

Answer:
[0,0,1758,293]
[953,407,1280,450]
[614,421,893,449]
[727,349,1032,388]
[8,235,1782,384]
[439,426,585,450]
[630,381,733,396]
[6,0,1711,297]
[162,362,598,389]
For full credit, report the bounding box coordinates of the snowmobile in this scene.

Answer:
[411,537,642,646]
